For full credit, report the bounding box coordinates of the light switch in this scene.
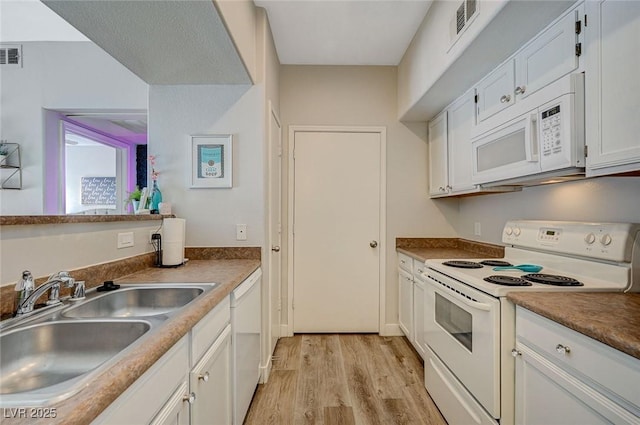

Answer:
[236,224,247,241]
[474,222,482,236]
[117,232,134,249]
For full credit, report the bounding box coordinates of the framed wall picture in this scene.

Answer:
[190,134,233,188]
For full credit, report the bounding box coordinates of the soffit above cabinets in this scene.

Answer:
[255,0,434,65]
[42,0,251,85]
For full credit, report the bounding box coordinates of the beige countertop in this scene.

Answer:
[3,259,260,425]
[508,292,640,361]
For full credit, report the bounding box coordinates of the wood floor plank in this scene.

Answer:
[244,334,447,425]
[323,406,356,425]
[244,370,297,425]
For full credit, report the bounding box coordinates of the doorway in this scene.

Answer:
[289,127,386,333]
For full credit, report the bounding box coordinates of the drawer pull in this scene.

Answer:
[556,344,571,355]
[198,371,210,382]
[183,392,196,404]
[511,348,522,357]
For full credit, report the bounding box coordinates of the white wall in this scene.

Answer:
[0,41,147,215]
[279,65,457,332]
[0,221,160,285]
[456,177,640,244]
[148,84,265,248]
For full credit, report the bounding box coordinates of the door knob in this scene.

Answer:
[271,245,281,252]
[370,241,378,248]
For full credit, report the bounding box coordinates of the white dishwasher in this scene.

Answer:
[231,268,262,425]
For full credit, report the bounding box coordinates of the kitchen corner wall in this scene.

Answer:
[456,177,640,244]
[148,84,265,248]
[279,65,458,334]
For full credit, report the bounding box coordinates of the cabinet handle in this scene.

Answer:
[515,86,526,95]
[511,348,522,357]
[446,185,452,190]
[500,94,511,103]
[555,344,571,355]
[183,392,196,404]
[198,371,210,382]
[439,186,445,192]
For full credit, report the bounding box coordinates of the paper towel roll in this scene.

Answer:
[162,218,185,266]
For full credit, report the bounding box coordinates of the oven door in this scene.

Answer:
[423,268,501,418]
[471,109,541,185]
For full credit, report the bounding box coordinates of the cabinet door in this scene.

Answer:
[428,110,449,196]
[447,88,477,193]
[585,0,640,175]
[412,278,426,359]
[150,381,191,425]
[515,344,637,425]
[398,269,414,339]
[515,6,582,101]
[191,325,232,425]
[476,59,515,123]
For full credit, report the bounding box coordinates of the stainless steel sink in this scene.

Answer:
[0,320,150,401]
[62,286,205,318]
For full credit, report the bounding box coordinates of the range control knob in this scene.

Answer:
[513,227,521,237]
[584,233,596,245]
[505,227,513,236]
[600,234,612,246]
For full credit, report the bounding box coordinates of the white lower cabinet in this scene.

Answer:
[514,307,640,425]
[93,294,234,425]
[190,325,232,425]
[398,268,414,340]
[93,336,191,425]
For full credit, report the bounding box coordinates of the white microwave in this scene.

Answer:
[471,74,585,186]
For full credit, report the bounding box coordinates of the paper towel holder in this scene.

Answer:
[151,232,186,268]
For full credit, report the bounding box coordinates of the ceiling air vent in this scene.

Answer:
[449,0,479,49]
[0,45,22,67]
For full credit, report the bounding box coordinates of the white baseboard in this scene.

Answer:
[380,323,403,336]
[259,358,272,384]
[281,324,293,337]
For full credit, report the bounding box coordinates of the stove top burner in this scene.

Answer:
[480,260,513,267]
[442,260,483,269]
[523,273,583,286]
[483,275,532,286]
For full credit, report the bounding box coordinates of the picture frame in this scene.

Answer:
[190,134,233,188]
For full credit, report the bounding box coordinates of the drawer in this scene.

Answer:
[516,307,640,411]
[191,295,231,366]
[398,252,413,272]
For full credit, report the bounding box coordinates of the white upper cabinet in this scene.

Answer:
[515,5,583,102]
[476,3,583,128]
[428,110,449,196]
[476,59,515,123]
[585,0,640,176]
[447,88,477,193]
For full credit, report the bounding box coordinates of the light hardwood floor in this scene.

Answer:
[244,334,447,425]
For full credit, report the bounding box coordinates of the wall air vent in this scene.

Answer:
[449,0,479,50]
[0,45,22,67]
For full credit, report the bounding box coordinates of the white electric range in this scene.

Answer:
[421,220,640,425]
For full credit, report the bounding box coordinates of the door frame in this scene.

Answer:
[286,125,387,336]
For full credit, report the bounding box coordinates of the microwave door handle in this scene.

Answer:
[424,274,492,312]
[525,113,539,162]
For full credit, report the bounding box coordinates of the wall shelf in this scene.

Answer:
[0,142,22,189]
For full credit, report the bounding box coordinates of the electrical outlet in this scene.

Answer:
[117,232,134,249]
[236,224,247,241]
[474,222,482,236]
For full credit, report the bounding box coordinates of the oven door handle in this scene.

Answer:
[422,273,492,312]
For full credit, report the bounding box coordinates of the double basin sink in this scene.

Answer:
[0,283,218,407]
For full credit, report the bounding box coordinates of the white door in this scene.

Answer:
[428,110,449,196]
[447,88,476,193]
[267,104,281,356]
[292,130,381,333]
[585,0,640,174]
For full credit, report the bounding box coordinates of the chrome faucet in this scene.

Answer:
[15,271,76,316]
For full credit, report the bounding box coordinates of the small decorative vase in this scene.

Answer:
[150,181,163,211]
[131,200,140,213]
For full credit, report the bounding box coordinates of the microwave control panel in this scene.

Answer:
[541,105,562,156]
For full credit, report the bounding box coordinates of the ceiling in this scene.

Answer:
[255,0,434,65]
